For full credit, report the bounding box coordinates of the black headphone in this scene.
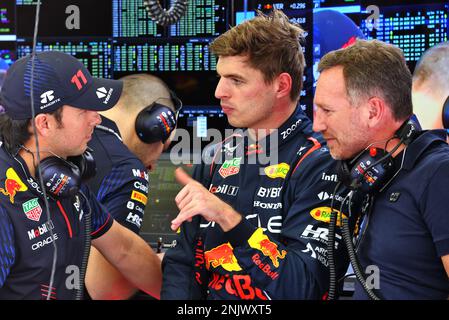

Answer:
[38,147,96,198]
[135,90,182,144]
[442,96,449,129]
[337,119,419,194]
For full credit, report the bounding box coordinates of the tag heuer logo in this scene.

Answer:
[96,87,108,99]
[22,198,42,222]
[219,157,241,178]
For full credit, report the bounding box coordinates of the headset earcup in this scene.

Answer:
[442,96,449,129]
[67,148,97,181]
[135,104,177,144]
[395,119,419,145]
[38,156,81,198]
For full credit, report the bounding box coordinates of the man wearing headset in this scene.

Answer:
[313,39,449,299]
[412,41,449,139]
[85,73,180,299]
[0,51,162,299]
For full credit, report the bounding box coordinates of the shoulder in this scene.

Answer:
[289,134,335,178]
[90,127,138,167]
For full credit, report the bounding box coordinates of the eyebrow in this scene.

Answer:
[217,70,245,79]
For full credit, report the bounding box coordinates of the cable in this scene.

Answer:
[327,181,342,300]
[143,0,188,26]
[342,191,381,300]
[29,0,58,301]
[76,190,92,300]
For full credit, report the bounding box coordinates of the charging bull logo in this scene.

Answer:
[0,168,28,204]
[205,243,242,272]
[248,228,286,268]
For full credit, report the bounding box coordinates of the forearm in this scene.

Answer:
[92,221,162,299]
[115,234,162,298]
[85,247,138,300]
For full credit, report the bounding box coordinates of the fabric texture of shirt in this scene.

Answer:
[161,107,355,300]
[354,130,449,300]
[87,116,149,234]
[0,143,112,299]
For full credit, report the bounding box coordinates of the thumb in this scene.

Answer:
[175,167,194,186]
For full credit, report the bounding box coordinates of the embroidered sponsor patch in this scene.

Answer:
[131,190,148,205]
[22,198,43,222]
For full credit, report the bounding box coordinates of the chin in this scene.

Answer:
[329,149,343,160]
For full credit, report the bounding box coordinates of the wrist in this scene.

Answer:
[218,205,242,232]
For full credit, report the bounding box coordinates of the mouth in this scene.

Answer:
[221,104,234,114]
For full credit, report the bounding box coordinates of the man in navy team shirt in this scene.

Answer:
[314,39,449,299]
[0,51,162,299]
[85,73,180,299]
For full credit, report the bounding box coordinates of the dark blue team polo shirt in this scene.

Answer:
[354,130,449,299]
[87,116,149,234]
[0,144,113,300]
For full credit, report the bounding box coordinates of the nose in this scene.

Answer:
[215,77,229,100]
[312,106,326,133]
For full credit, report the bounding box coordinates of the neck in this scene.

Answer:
[18,142,57,178]
[248,100,297,141]
[370,137,406,158]
[100,111,131,145]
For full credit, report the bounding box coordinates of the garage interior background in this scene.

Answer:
[0,0,447,245]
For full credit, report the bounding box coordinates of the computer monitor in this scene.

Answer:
[139,153,194,246]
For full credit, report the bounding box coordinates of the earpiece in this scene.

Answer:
[135,103,177,143]
[394,118,419,145]
[336,147,394,193]
[38,148,96,198]
[442,95,449,129]
[134,90,182,144]
[337,118,419,193]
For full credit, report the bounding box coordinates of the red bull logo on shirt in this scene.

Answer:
[248,228,286,268]
[205,243,242,272]
[0,168,28,204]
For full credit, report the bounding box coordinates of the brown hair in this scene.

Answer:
[209,9,306,102]
[318,39,412,121]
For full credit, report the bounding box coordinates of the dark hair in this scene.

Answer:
[209,9,306,102]
[0,107,63,154]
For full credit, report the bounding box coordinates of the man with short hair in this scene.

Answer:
[412,41,449,136]
[313,39,449,299]
[85,73,180,299]
[161,10,352,300]
[0,51,162,299]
